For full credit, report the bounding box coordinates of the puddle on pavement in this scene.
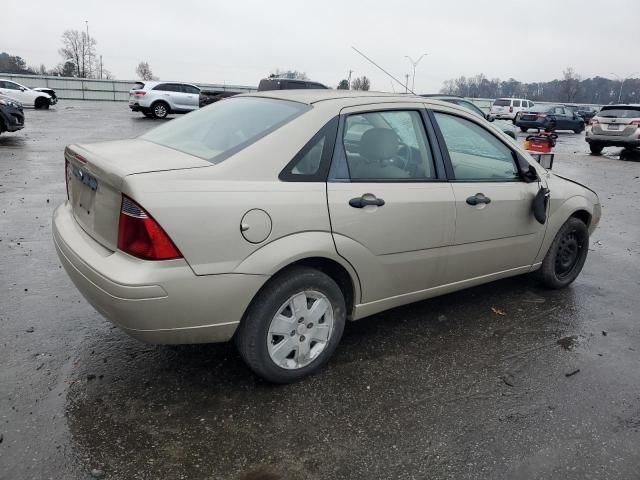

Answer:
[557,335,580,351]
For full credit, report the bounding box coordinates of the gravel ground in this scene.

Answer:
[1,101,639,480]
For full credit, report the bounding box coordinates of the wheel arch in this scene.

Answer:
[151,99,171,112]
[234,232,361,319]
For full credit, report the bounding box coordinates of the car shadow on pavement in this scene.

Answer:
[63,274,584,479]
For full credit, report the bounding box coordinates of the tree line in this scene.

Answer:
[440,68,640,105]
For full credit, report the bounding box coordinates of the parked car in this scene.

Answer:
[585,104,640,155]
[565,104,598,122]
[516,104,585,133]
[490,98,534,121]
[258,77,328,91]
[54,91,600,383]
[423,95,517,139]
[31,87,58,105]
[129,81,201,119]
[0,79,52,109]
[199,90,237,108]
[0,94,25,135]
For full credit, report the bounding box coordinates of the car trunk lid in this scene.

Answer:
[65,139,211,251]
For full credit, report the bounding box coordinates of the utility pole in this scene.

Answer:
[405,74,409,94]
[85,21,90,78]
[347,69,354,89]
[404,53,428,93]
[100,55,103,80]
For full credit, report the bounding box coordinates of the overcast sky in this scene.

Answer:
[4,0,639,91]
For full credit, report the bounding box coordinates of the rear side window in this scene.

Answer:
[280,117,339,181]
[513,100,521,107]
[142,97,309,163]
[598,107,640,118]
[434,112,519,181]
[493,99,510,106]
[153,83,180,92]
[341,110,436,180]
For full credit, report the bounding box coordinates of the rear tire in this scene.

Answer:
[520,127,528,133]
[536,217,589,289]
[235,267,346,383]
[589,143,603,155]
[574,123,585,134]
[151,101,169,119]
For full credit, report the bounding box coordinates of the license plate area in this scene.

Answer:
[607,123,620,130]
[68,163,98,222]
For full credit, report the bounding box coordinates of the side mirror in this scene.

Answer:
[20,87,26,91]
[523,164,539,182]
[486,113,495,122]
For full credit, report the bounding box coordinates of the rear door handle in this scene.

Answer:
[466,193,491,206]
[349,196,385,208]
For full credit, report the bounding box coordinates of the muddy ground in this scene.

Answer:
[1,101,639,480]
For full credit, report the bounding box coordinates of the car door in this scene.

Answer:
[1,81,28,104]
[554,106,570,130]
[181,84,200,110]
[326,105,456,304]
[430,109,547,284]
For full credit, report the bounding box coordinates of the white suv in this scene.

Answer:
[490,98,534,121]
[129,81,201,119]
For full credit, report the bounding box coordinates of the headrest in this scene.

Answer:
[360,128,398,161]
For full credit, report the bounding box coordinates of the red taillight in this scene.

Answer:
[509,106,513,113]
[133,90,146,96]
[631,120,640,126]
[117,195,182,260]
[589,118,599,125]
[535,113,547,118]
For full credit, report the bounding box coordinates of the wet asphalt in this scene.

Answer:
[0,102,639,480]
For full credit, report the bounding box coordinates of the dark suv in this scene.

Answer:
[257,78,328,91]
[0,94,24,136]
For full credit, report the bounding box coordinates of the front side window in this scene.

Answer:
[182,85,200,94]
[341,110,436,181]
[4,81,21,91]
[434,112,519,181]
[142,97,309,163]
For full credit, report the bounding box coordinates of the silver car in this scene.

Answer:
[53,91,601,383]
[129,81,200,119]
[585,104,640,154]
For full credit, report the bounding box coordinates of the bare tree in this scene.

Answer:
[562,67,581,102]
[136,61,156,81]
[59,29,97,78]
[351,76,370,91]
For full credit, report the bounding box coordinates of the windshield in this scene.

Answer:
[141,97,310,163]
[598,106,640,118]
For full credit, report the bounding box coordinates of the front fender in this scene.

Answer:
[534,195,595,264]
[233,231,362,303]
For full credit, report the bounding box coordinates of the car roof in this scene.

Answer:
[241,89,460,108]
[140,80,198,88]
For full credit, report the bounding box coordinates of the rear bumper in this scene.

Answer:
[585,133,640,148]
[516,118,550,129]
[52,202,267,344]
[492,112,514,120]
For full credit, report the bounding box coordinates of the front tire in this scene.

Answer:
[35,97,50,110]
[574,123,585,134]
[536,217,589,289]
[235,267,346,383]
[520,127,528,133]
[151,101,169,119]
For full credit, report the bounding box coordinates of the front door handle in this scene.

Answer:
[466,193,491,206]
[349,196,385,208]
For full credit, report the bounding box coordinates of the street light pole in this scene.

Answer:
[404,53,428,93]
[609,72,639,103]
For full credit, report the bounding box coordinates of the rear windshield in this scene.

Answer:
[528,105,553,113]
[493,99,511,106]
[141,97,309,163]
[598,106,640,118]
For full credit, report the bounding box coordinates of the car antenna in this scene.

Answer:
[351,46,415,95]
